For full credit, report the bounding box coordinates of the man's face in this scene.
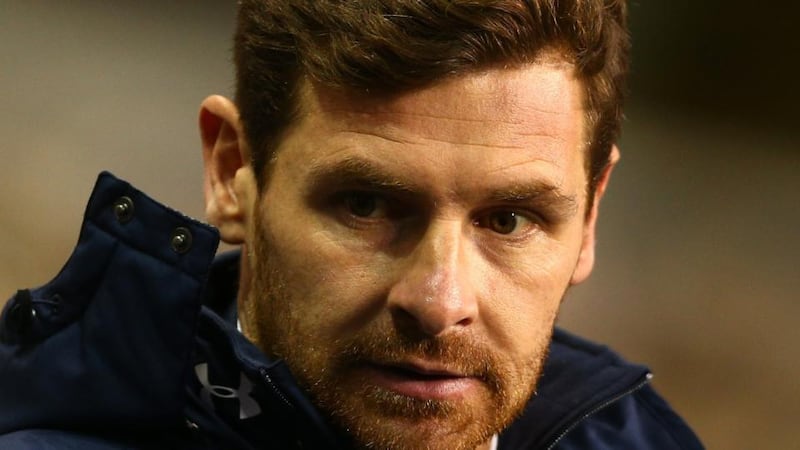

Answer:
[241,62,592,450]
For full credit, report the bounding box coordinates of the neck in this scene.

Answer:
[236,244,256,341]
[477,434,497,450]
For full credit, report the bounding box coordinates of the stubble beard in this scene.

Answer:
[246,214,551,450]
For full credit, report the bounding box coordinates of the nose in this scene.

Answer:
[387,220,478,337]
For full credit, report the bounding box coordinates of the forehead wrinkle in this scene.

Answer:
[321,108,567,125]
[317,107,573,141]
[484,158,552,175]
[329,111,567,151]
[344,103,576,142]
[339,129,528,151]
[337,129,409,146]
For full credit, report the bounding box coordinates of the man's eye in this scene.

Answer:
[475,210,534,235]
[343,192,381,218]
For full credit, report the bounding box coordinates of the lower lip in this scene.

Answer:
[359,364,480,401]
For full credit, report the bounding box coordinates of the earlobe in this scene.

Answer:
[570,145,621,285]
[199,95,256,244]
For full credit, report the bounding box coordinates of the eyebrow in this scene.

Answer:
[305,156,421,196]
[485,184,580,220]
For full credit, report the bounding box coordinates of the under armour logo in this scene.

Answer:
[195,363,262,420]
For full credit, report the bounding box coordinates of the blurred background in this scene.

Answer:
[1,1,797,447]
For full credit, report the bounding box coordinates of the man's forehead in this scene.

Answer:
[266,62,591,209]
[285,62,586,174]
[299,61,583,128]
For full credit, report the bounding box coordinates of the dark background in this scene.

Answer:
[2,2,798,447]
[630,1,800,131]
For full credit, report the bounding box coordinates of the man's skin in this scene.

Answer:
[199,57,618,450]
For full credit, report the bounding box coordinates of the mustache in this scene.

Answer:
[334,326,505,392]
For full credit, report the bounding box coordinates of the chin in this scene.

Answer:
[316,377,529,450]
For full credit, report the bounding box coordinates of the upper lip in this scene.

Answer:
[377,359,468,378]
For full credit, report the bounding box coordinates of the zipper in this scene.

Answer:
[544,372,653,450]
[259,367,295,409]
[258,366,340,449]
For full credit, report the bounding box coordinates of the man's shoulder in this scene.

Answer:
[0,427,209,450]
[553,382,704,449]
[498,328,704,449]
[0,429,141,450]
[548,385,704,450]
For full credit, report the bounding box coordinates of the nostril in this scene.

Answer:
[456,316,474,327]
[389,308,433,340]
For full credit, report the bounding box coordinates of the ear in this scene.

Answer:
[570,145,621,285]
[199,95,257,244]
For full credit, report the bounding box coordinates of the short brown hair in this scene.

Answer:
[234,0,629,200]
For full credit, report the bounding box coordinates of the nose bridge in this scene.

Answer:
[416,220,461,299]
[388,218,477,336]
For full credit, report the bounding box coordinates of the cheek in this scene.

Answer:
[483,276,561,360]
[266,219,392,334]
[479,240,577,357]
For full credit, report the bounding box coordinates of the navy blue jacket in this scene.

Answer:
[0,173,704,449]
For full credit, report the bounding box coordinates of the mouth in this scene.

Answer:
[360,361,481,401]
[384,362,466,378]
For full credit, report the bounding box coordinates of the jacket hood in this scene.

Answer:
[0,172,220,433]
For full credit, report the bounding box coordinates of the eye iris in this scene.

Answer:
[346,193,377,217]
[490,212,518,234]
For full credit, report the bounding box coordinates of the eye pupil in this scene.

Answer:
[346,193,377,217]
[490,212,517,234]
